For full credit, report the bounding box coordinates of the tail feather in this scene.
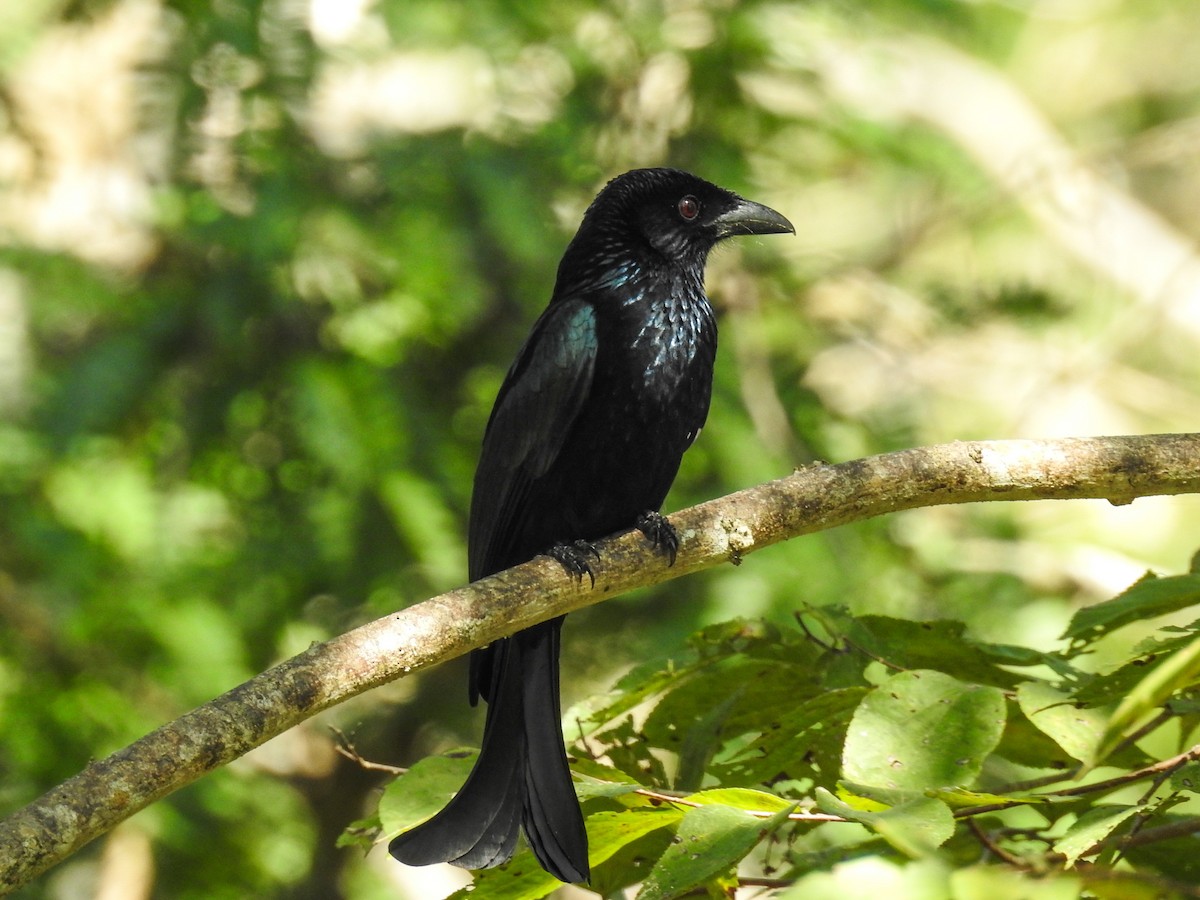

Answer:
[388,638,524,869]
[389,618,589,883]
[520,620,589,882]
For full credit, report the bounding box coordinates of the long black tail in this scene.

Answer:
[388,618,589,882]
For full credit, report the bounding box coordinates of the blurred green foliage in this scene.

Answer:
[1,0,1198,897]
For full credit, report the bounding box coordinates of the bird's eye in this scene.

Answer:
[677,195,700,221]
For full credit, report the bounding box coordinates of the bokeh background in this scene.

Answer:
[2,0,1198,897]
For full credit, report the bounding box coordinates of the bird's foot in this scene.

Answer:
[637,510,679,566]
[547,540,601,587]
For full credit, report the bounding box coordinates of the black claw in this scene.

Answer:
[547,540,600,587]
[636,510,679,566]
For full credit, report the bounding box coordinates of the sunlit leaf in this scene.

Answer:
[635,802,793,900]
[1052,804,1144,866]
[587,808,686,868]
[445,850,562,900]
[712,687,867,787]
[378,751,476,837]
[816,787,954,857]
[843,670,1006,790]
[1063,574,1200,646]
[1016,682,1107,766]
[1095,633,1200,764]
[684,787,795,813]
[949,865,1082,899]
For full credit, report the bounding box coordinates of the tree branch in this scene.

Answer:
[2,433,1198,894]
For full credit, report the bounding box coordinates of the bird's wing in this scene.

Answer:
[468,297,597,580]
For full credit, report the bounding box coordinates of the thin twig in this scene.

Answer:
[1116,813,1200,850]
[967,817,1032,869]
[329,726,406,775]
[957,744,1200,819]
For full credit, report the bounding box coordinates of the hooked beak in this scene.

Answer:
[712,197,795,239]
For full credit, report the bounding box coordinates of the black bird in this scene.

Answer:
[388,168,793,882]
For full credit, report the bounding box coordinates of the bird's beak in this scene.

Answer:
[713,197,795,238]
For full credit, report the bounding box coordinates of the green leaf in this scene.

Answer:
[835,781,1041,817]
[1053,804,1145,866]
[587,808,686,868]
[675,690,741,791]
[443,808,687,900]
[1063,573,1200,645]
[843,670,1006,790]
[444,850,562,900]
[1095,633,1200,763]
[573,655,703,735]
[816,787,955,857]
[575,779,644,802]
[835,613,1050,689]
[378,750,476,838]
[1071,651,1173,707]
[594,715,671,785]
[950,864,1082,899]
[586,809,683,898]
[713,687,867,787]
[1169,761,1200,794]
[1119,816,1200,885]
[1016,682,1107,766]
[635,803,793,900]
[927,786,1040,808]
[335,814,380,851]
[643,657,824,752]
[684,787,795,813]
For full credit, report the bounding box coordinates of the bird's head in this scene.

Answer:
[558,168,794,289]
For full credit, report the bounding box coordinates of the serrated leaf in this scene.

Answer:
[815,787,954,857]
[1063,573,1200,645]
[570,756,645,787]
[1169,761,1200,794]
[1053,804,1145,866]
[684,787,795,813]
[713,687,866,787]
[1071,653,1171,707]
[378,750,476,837]
[928,786,1042,808]
[1016,682,1106,766]
[635,803,793,900]
[593,716,671,785]
[1095,633,1200,764]
[843,670,1006,790]
[995,698,1078,770]
[835,613,1048,689]
[571,654,703,734]
[643,657,823,752]
[839,782,1038,810]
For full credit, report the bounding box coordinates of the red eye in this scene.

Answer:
[677,195,700,221]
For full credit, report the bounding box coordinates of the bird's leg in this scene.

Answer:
[547,540,601,587]
[636,510,679,566]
